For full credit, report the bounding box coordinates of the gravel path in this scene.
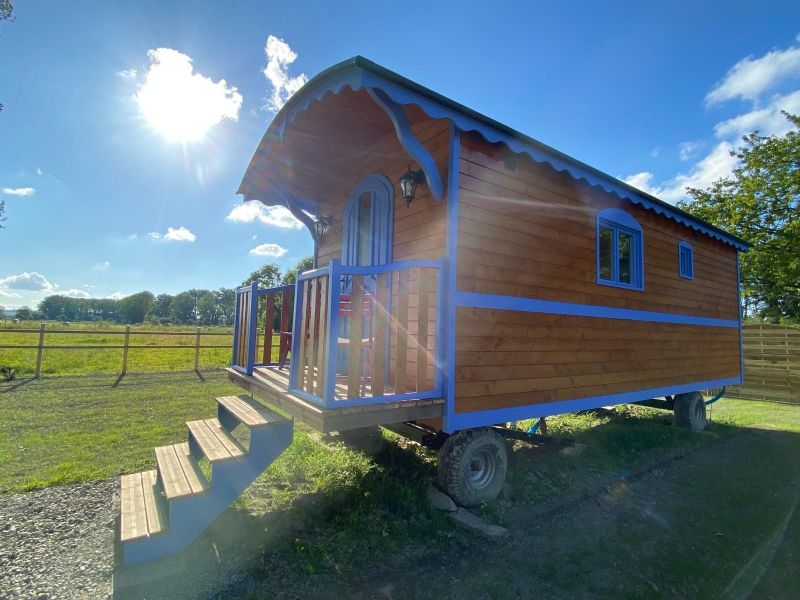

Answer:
[0,479,117,599]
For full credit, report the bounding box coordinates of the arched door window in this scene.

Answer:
[342,174,394,267]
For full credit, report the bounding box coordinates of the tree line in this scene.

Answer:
[8,257,313,326]
[680,113,799,322]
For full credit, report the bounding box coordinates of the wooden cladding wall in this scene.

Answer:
[454,308,741,414]
[315,116,450,268]
[729,324,800,405]
[456,132,740,321]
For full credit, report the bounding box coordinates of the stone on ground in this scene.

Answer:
[447,508,508,539]
[427,484,457,512]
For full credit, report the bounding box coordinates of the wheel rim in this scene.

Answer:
[694,399,705,422]
[468,447,497,490]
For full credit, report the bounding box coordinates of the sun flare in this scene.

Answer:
[135,48,242,143]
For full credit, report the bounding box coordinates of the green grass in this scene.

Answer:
[0,320,280,376]
[2,371,799,597]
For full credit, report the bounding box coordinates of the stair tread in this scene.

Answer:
[217,395,287,428]
[120,470,166,542]
[155,443,208,499]
[187,418,245,462]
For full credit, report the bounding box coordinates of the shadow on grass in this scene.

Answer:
[0,376,35,393]
[0,369,227,394]
[113,435,449,599]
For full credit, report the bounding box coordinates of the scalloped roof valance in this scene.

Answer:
[238,56,748,251]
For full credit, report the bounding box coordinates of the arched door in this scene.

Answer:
[342,174,394,268]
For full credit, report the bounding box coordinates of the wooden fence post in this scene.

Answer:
[121,325,131,374]
[34,323,46,377]
[194,327,201,371]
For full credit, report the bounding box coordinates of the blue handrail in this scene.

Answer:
[289,258,446,409]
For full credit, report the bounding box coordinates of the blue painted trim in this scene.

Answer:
[298,266,331,281]
[443,125,461,433]
[596,209,644,291]
[239,59,747,251]
[597,207,641,232]
[231,289,242,366]
[286,386,328,408]
[366,88,444,201]
[324,260,341,407]
[449,377,743,430]
[256,284,294,295]
[246,282,258,375]
[456,290,740,328]
[288,278,305,391]
[679,241,694,280]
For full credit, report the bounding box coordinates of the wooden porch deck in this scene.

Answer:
[226,366,444,433]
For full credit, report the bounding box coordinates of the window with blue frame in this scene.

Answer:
[596,208,644,290]
[679,241,694,279]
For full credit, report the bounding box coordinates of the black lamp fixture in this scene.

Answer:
[398,166,425,208]
[312,215,332,240]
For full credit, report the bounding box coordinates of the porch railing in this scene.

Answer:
[288,258,445,409]
[231,283,294,374]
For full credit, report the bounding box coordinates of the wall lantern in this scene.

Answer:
[312,215,332,240]
[398,166,425,208]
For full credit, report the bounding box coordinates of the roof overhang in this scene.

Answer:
[239,56,749,252]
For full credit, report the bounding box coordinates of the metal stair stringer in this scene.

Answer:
[121,400,293,566]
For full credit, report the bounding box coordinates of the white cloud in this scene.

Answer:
[93,261,111,271]
[649,146,661,158]
[713,89,800,139]
[63,289,91,299]
[263,35,308,112]
[706,42,800,106]
[148,226,197,242]
[3,187,35,197]
[226,201,303,229]
[36,167,43,176]
[0,272,55,292]
[678,140,704,161]
[0,289,22,299]
[106,292,127,300]
[135,48,242,142]
[622,172,660,195]
[249,243,288,257]
[117,68,137,79]
[623,142,737,203]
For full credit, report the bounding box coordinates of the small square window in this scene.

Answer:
[679,242,694,279]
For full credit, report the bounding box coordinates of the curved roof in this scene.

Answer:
[239,56,748,251]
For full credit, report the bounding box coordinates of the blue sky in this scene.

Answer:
[2,1,799,308]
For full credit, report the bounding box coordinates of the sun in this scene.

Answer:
[134,48,242,143]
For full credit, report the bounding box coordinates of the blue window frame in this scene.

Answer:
[679,241,694,279]
[596,208,644,290]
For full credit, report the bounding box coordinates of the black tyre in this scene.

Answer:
[674,391,707,431]
[437,428,508,507]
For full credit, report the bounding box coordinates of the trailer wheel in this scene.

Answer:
[438,428,508,507]
[674,392,707,431]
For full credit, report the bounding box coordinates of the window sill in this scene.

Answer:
[597,278,644,292]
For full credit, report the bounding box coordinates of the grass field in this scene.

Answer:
[0,320,279,376]
[2,370,798,597]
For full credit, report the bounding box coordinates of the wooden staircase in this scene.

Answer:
[119,395,293,566]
